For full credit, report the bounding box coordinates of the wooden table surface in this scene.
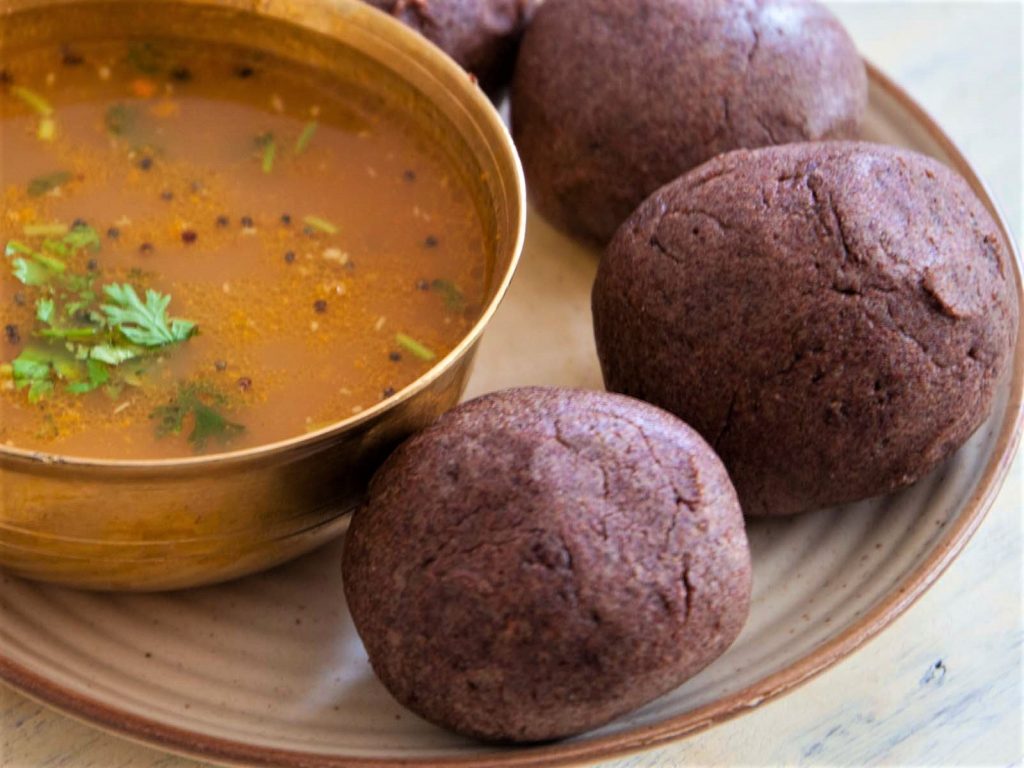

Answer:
[2,2,1021,766]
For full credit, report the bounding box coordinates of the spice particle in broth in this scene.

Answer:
[1,39,487,459]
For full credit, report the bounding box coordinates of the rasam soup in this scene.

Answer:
[0,39,488,459]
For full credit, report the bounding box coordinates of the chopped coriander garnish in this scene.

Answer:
[27,171,72,196]
[40,327,101,340]
[151,382,244,451]
[89,343,140,365]
[63,224,101,252]
[11,258,50,286]
[295,121,318,154]
[41,239,69,257]
[4,240,66,285]
[261,135,277,173]
[4,240,34,257]
[65,360,110,394]
[431,279,466,311]
[104,103,136,136]
[36,298,55,324]
[11,344,81,403]
[100,283,196,346]
[303,215,337,235]
[11,85,53,116]
[30,250,67,273]
[395,332,437,362]
[23,222,69,238]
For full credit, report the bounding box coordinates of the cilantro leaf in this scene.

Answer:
[11,345,80,401]
[65,359,110,394]
[5,239,65,285]
[101,283,196,347]
[42,239,69,257]
[89,344,140,365]
[12,257,49,286]
[36,297,103,340]
[150,383,244,451]
[39,327,100,340]
[30,250,66,272]
[11,353,51,384]
[63,224,101,252]
[36,298,55,324]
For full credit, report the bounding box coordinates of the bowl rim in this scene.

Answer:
[0,0,527,471]
[1,61,1022,768]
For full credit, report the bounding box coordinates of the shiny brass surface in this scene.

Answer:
[0,0,526,590]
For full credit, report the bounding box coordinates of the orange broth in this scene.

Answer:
[0,39,487,459]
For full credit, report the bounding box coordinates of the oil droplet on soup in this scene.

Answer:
[0,40,488,459]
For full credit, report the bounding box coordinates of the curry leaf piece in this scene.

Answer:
[63,224,101,252]
[101,283,196,346]
[28,170,73,197]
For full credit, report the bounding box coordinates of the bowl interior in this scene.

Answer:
[0,0,525,466]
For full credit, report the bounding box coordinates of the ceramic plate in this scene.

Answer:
[0,64,1022,768]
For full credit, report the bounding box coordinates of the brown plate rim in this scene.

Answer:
[2,61,1023,768]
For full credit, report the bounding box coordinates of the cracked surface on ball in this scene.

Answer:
[592,142,1018,517]
[511,0,867,243]
[342,387,751,742]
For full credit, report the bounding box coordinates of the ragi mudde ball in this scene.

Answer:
[592,142,1019,517]
[511,0,867,244]
[364,0,538,90]
[342,387,752,742]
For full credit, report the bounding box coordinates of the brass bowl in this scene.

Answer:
[0,0,526,590]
